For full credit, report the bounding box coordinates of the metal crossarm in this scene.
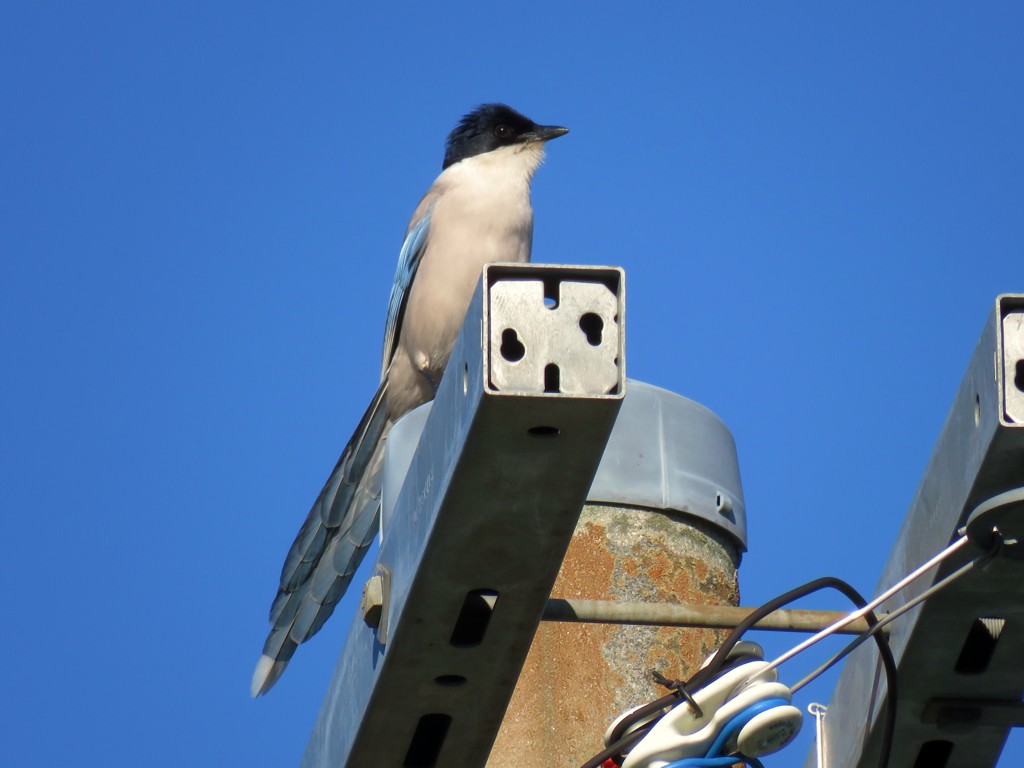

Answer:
[809,295,1024,768]
[303,264,625,767]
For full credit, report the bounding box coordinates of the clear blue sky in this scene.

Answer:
[3,3,1022,766]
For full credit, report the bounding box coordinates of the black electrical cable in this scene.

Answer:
[600,652,763,752]
[792,536,1002,694]
[604,578,864,747]
[579,724,651,768]
[583,576,899,768]
[687,577,897,768]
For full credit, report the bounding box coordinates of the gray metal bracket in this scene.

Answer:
[808,295,1024,768]
[302,264,625,768]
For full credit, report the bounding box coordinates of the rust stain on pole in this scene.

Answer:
[488,503,740,767]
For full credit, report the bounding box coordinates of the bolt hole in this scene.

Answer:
[462,363,469,396]
[500,328,525,362]
[1016,360,1024,392]
[974,393,980,427]
[955,616,1005,674]
[528,425,560,437]
[450,589,498,647]
[435,674,467,687]
[543,278,559,309]
[544,363,560,393]
[912,740,953,768]
[403,713,452,767]
[579,312,604,346]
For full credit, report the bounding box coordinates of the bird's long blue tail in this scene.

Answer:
[251,379,391,697]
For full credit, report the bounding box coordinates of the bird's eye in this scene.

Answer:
[494,124,512,138]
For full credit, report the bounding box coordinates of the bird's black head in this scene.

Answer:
[442,103,568,169]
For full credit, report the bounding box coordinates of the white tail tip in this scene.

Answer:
[251,655,285,698]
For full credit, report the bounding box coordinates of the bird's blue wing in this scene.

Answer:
[380,203,433,378]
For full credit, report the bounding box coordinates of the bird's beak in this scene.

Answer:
[527,124,570,142]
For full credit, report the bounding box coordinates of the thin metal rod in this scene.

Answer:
[542,598,872,635]
[790,553,984,693]
[762,534,970,675]
[809,703,828,768]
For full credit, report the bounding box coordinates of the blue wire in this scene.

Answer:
[662,757,764,768]
[660,697,790,768]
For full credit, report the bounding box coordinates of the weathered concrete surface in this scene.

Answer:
[488,503,741,767]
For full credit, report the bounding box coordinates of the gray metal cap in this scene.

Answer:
[382,379,747,550]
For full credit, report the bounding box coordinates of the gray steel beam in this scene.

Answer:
[302,264,625,768]
[808,295,1024,768]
